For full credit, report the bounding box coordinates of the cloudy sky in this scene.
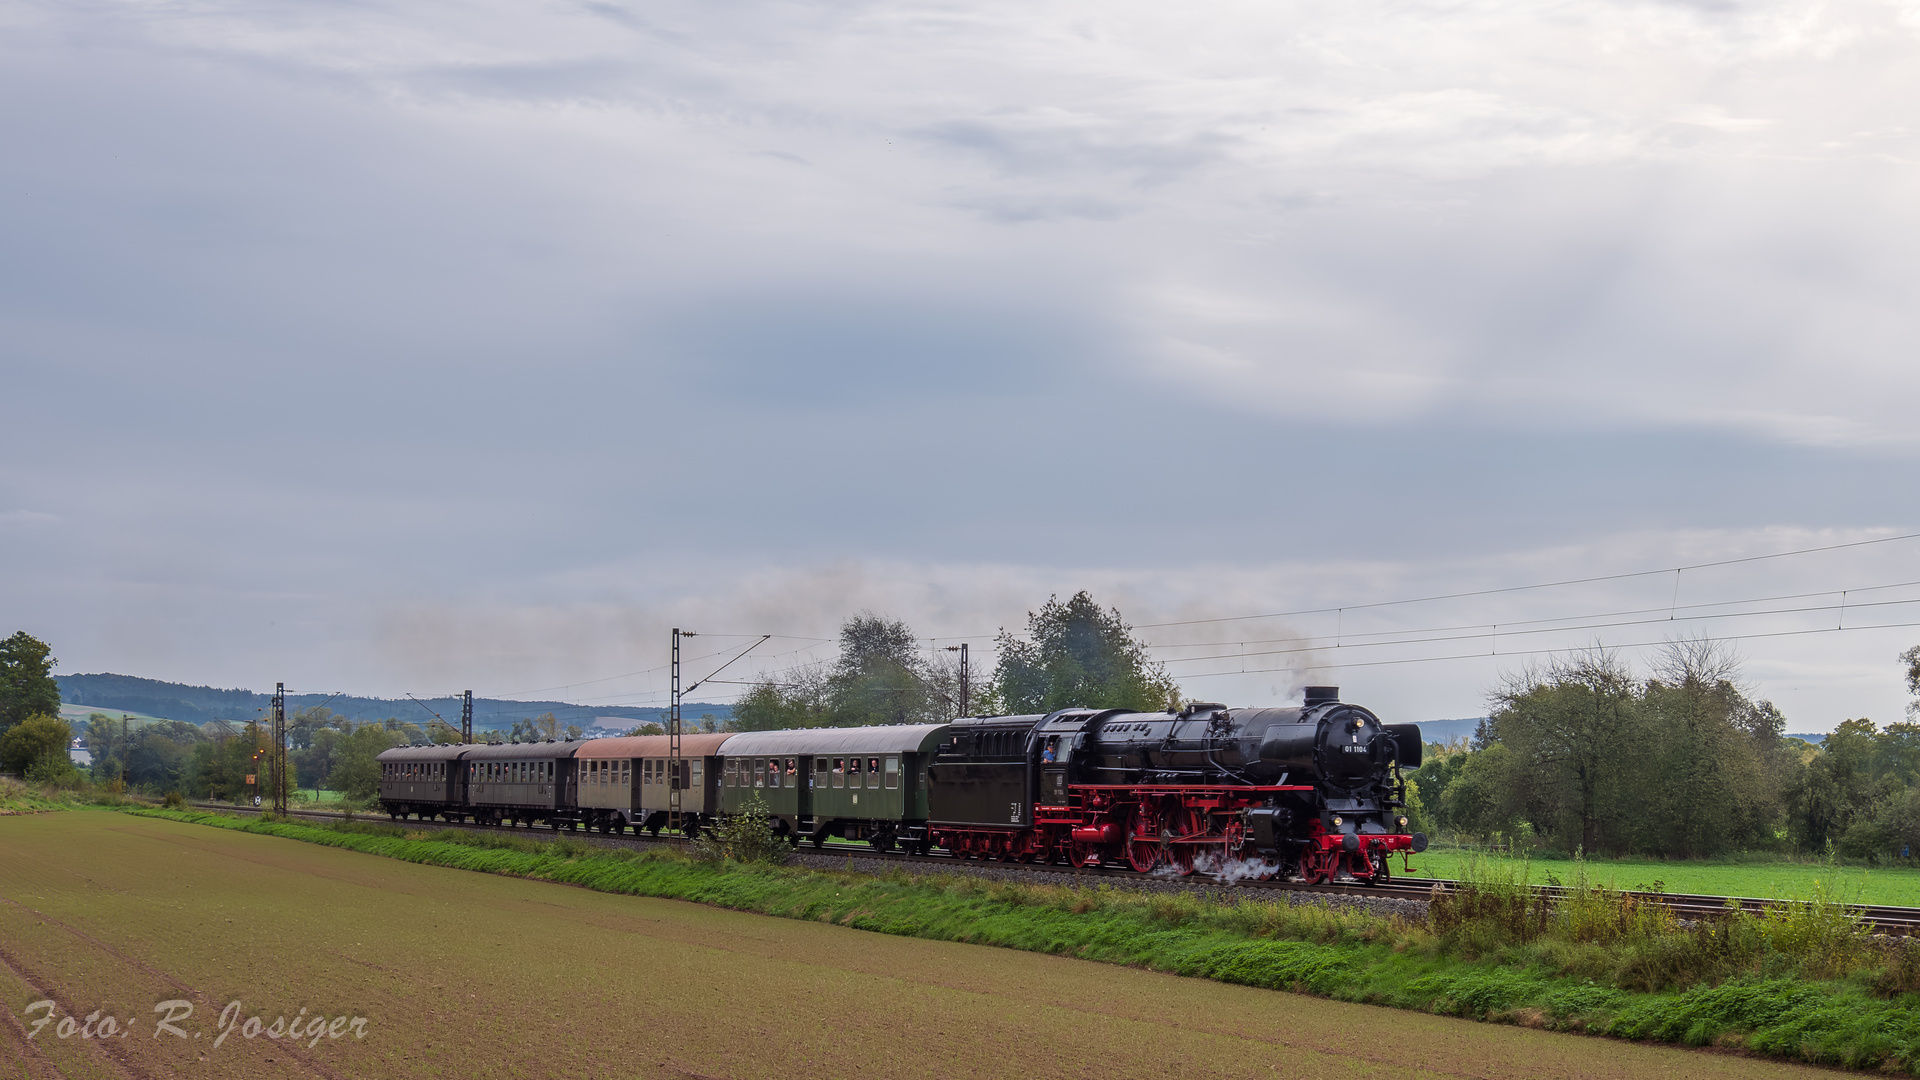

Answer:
[4,0,1919,728]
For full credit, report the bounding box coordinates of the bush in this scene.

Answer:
[1756,875,1870,976]
[1870,936,1920,998]
[1428,851,1549,951]
[2,714,71,776]
[689,793,788,865]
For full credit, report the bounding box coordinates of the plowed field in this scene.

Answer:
[0,811,1841,1079]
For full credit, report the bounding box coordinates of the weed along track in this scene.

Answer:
[142,806,1920,1076]
[198,801,1920,933]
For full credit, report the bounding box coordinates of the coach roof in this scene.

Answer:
[716,724,950,757]
[376,744,471,762]
[462,739,590,761]
[574,733,734,759]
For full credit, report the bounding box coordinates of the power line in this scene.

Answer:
[1151,590,1920,666]
[1174,617,1920,680]
[1135,530,1920,630]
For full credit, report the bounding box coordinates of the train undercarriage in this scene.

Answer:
[929,785,1415,883]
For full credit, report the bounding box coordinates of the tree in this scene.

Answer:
[1634,639,1785,857]
[991,592,1179,714]
[824,613,931,727]
[1905,645,1920,718]
[331,723,404,801]
[509,713,562,742]
[623,722,666,736]
[1485,649,1642,854]
[730,668,830,731]
[1,714,72,776]
[0,631,60,737]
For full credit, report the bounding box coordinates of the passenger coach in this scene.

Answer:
[572,733,730,836]
[717,724,947,851]
[377,743,470,821]
[462,740,588,829]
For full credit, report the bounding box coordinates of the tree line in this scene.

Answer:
[1407,640,1920,860]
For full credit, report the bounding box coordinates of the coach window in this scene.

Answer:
[831,758,845,788]
[867,758,881,788]
[814,758,828,788]
[848,757,862,787]
[751,758,764,789]
[884,757,900,789]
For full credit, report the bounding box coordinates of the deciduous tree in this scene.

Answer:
[0,631,60,736]
[991,592,1178,714]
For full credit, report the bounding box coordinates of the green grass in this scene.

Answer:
[1408,847,1920,907]
[127,807,1920,1076]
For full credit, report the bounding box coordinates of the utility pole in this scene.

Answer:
[461,690,473,744]
[669,629,691,833]
[272,682,287,815]
[945,643,970,717]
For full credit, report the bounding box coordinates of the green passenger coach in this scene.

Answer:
[716,724,949,851]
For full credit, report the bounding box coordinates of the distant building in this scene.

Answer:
[68,738,91,767]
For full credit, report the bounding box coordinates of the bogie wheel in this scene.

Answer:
[1370,851,1390,884]
[811,833,826,850]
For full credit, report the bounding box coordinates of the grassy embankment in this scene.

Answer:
[0,774,148,814]
[1411,846,1920,907]
[130,806,1920,1076]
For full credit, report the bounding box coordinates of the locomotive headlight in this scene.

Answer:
[1331,815,1344,827]
[1397,816,1408,829]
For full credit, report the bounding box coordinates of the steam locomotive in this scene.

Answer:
[926,686,1426,882]
[378,686,1424,884]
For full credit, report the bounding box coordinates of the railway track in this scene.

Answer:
[190,802,1920,932]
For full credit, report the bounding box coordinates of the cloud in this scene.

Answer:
[2,0,1918,734]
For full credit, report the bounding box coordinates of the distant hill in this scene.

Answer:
[1410,718,1485,745]
[54,673,732,733]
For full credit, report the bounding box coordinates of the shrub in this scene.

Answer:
[1870,936,1920,998]
[1756,875,1870,976]
[689,793,787,864]
[1429,851,1549,950]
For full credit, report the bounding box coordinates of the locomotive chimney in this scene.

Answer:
[1303,686,1340,706]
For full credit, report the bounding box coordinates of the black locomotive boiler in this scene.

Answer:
[926,686,1425,882]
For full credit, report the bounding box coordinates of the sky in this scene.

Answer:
[4,0,1919,729]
